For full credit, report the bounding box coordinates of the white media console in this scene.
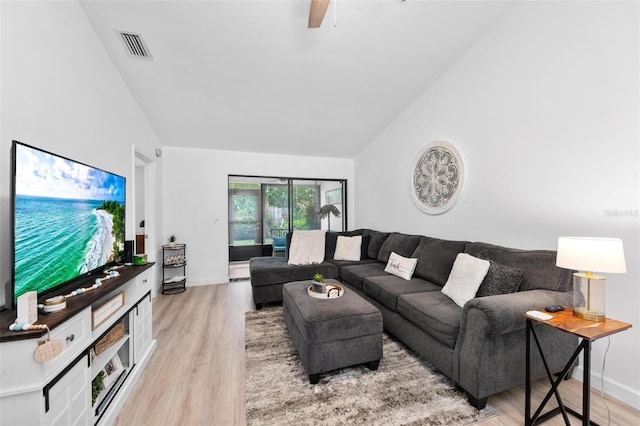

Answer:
[0,264,157,425]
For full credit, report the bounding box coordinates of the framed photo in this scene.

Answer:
[326,188,342,205]
[102,353,124,389]
[92,292,125,330]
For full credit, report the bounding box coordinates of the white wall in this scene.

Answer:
[0,1,164,307]
[162,147,354,286]
[355,1,639,408]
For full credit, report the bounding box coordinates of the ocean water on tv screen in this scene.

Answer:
[14,195,121,300]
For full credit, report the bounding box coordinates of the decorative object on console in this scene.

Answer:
[556,236,626,322]
[167,234,177,247]
[411,141,465,215]
[41,296,67,313]
[17,291,37,324]
[92,371,106,405]
[94,321,125,355]
[92,291,125,330]
[9,322,65,363]
[33,331,63,363]
[37,274,112,314]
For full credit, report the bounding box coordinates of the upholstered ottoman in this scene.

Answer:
[283,279,383,384]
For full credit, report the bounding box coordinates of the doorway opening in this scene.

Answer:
[228,175,347,263]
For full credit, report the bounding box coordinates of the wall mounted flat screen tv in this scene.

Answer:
[11,141,126,306]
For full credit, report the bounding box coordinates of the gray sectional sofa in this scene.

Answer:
[249,229,576,409]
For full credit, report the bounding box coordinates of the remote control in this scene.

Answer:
[545,305,565,313]
[526,310,553,321]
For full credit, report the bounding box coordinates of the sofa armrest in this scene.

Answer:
[461,289,573,336]
[453,289,577,400]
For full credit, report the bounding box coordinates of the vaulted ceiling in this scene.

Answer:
[80,0,518,158]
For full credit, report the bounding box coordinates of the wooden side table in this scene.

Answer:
[525,308,631,426]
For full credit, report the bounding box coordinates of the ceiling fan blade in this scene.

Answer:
[308,0,331,28]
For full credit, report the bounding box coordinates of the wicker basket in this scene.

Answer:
[95,322,125,355]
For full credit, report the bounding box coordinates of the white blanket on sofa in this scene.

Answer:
[288,230,326,265]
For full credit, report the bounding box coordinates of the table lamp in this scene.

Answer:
[556,237,626,322]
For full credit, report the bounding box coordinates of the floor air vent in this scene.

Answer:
[119,31,152,59]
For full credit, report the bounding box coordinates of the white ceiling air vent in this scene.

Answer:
[118,31,152,60]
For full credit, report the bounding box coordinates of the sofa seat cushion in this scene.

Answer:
[397,291,462,349]
[327,258,378,275]
[363,275,440,312]
[249,257,338,287]
[340,263,387,292]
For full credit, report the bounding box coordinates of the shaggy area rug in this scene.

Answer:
[245,307,499,426]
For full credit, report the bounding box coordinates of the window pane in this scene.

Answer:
[264,184,289,242]
[229,183,261,246]
[292,181,320,231]
[320,182,344,232]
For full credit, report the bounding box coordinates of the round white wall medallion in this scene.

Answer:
[411,141,465,215]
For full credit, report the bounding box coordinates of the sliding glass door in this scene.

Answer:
[228,176,346,261]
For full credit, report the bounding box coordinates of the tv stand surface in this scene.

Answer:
[0,263,154,342]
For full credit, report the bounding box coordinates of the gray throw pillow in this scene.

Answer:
[475,260,524,297]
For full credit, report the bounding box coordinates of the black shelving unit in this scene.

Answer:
[162,244,187,294]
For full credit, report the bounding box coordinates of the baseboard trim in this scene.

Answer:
[572,366,640,410]
[186,278,229,287]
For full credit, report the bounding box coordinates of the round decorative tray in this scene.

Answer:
[307,283,344,299]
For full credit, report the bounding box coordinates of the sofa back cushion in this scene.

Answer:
[412,237,467,286]
[464,242,572,292]
[377,232,422,264]
[363,229,391,260]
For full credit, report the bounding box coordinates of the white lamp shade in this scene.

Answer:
[556,237,626,273]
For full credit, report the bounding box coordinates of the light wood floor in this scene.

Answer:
[115,283,639,426]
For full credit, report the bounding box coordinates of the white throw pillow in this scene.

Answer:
[441,253,490,307]
[333,235,362,261]
[384,252,418,281]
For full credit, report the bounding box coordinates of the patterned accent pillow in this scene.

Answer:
[475,260,524,297]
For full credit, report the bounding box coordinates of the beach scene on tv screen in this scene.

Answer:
[14,144,125,300]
